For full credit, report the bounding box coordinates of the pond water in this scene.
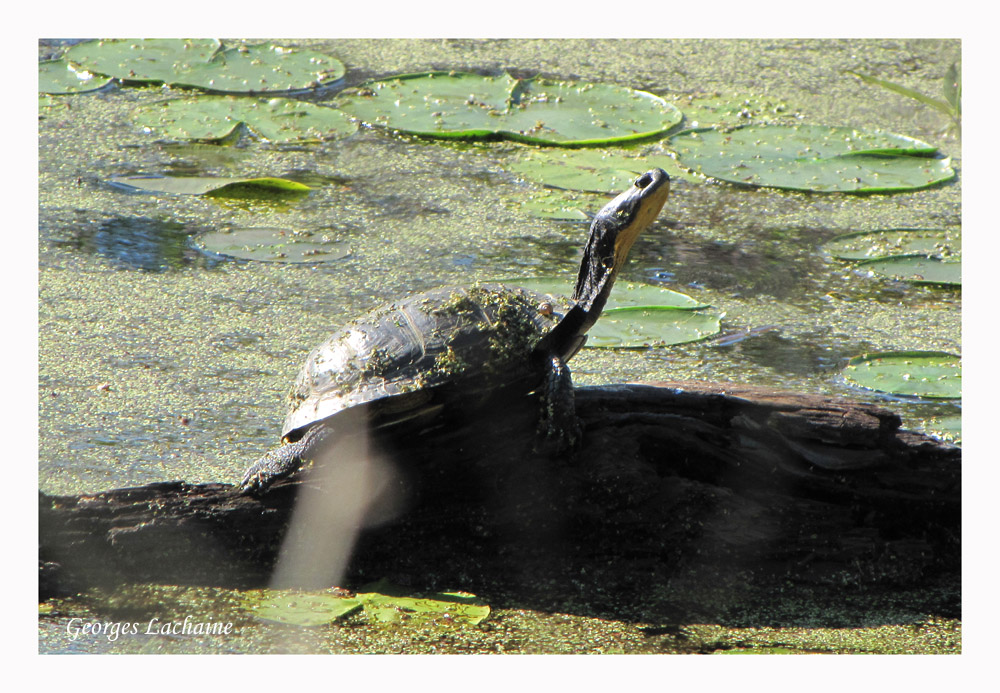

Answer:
[37,38,961,654]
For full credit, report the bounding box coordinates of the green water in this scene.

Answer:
[38,38,961,654]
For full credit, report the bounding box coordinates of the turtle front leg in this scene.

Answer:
[239,425,331,495]
[537,354,582,454]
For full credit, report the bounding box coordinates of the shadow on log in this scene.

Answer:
[39,381,960,623]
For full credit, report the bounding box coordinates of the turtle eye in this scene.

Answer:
[635,172,653,189]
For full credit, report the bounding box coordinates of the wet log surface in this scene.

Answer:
[39,381,960,621]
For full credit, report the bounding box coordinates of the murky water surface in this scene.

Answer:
[38,38,961,654]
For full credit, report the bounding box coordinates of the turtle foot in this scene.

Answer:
[239,445,301,496]
[536,355,582,456]
[239,426,331,496]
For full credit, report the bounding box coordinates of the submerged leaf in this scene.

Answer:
[856,254,960,286]
[842,351,961,399]
[195,227,351,263]
[823,228,961,261]
[669,124,955,192]
[336,72,682,146]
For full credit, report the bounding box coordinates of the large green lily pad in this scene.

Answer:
[109,175,310,197]
[195,227,351,263]
[65,39,221,84]
[856,254,961,286]
[64,39,345,94]
[842,351,961,399]
[335,72,682,146]
[588,307,723,348]
[511,147,696,194]
[668,91,798,129]
[669,124,956,192]
[134,96,357,143]
[38,59,113,94]
[518,278,708,311]
[823,228,961,260]
[513,278,719,347]
[514,189,593,221]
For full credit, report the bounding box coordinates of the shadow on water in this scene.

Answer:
[44,214,222,272]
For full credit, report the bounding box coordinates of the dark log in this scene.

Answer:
[39,381,960,617]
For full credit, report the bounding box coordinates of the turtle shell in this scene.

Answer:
[281,283,567,438]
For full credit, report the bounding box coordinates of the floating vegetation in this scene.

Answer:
[134,96,357,143]
[334,71,683,146]
[842,351,961,399]
[58,39,345,94]
[669,124,955,192]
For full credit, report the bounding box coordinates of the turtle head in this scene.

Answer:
[571,168,670,333]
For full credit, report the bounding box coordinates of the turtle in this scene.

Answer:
[240,168,670,494]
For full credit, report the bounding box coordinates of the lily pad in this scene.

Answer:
[516,189,592,221]
[856,254,961,286]
[134,96,357,143]
[669,124,955,192]
[109,175,310,197]
[668,92,798,129]
[511,147,694,193]
[511,149,652,193]
[65,39,345,94]
[355,585,490,625]
[920,414,961,445]
[518,278,709,311]
[245,582,490,627]
[842,351,961,399]
[823,228,961,261]
[64,39,222,85]
[249,590,363,627]
[38,59,113,94]
[195,227,352,263]
[512,278,719,348]
[588,307,723,348]
[335,72,682,146]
